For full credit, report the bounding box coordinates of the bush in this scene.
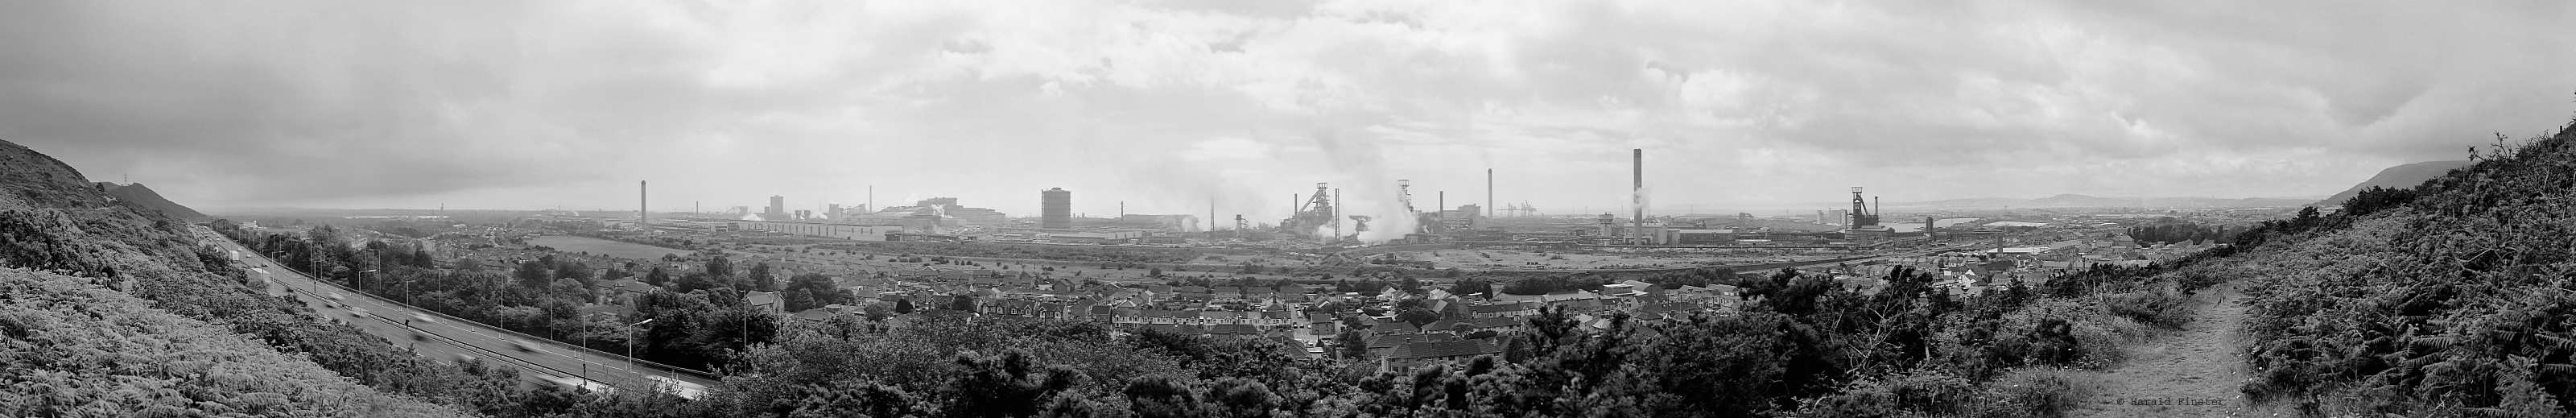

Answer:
[1980,367,2103,417]
[2091,290,2193,329]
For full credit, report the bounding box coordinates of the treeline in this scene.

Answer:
[583,255,2223,417]
[819,241,1206,264]
[2125,218,2223,246]
[216,221,795,373]
[2223,120,2576,415]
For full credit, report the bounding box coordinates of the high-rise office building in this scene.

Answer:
[1041,188,1072,229]
[766,196,786,219]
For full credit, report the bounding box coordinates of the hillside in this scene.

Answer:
[0,268,466,416]
[0,139,642,416]
[2310,159,2473,207]
[100,182,208,221]
[2210,120,2576,414]
[1903,193,2313,209]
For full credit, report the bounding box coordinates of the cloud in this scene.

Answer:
[0,0,2569,216]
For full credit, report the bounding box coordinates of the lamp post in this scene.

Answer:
[626,318,654,379]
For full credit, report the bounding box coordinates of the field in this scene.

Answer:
[526,235,691,259]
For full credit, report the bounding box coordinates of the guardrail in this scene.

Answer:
[204,230,722,383]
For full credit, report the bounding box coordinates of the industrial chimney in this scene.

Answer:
[638,180,648,228]
[1633,148,1645,244]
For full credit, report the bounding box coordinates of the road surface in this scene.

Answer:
[192,226,718,398]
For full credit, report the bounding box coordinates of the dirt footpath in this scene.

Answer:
[2072,281,2260,417]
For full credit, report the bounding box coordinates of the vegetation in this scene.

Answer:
[0,269,468,416]
[213,221,785,372]
[0,139,693,416]
[2224,120,2576,415]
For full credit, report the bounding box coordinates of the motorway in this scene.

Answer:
[192,226,717,398]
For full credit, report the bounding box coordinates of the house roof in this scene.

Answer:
[1471,303,1532,313]
[1386,340,1501,360]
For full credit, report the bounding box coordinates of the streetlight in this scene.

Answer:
[626,318,654,377]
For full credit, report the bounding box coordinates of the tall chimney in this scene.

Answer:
[1486,168,1495,220]
[1633,148,1644,243]
[1438,190,1446,226]
[1331,188,1343,242]
[638,180,648,227]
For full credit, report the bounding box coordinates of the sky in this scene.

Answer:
[2,0,2572,224]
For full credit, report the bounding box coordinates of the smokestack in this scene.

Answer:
[639,180,648,227]
[1438,190,1446,225]
[1633,148,1644,243]
[1332,188,1342,241]
[1486,169,1495,220]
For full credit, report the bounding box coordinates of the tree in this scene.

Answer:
[1396,307,1442,326]
[644,267,670,287]
[672,271,716,294]
[514,261,551,289]
[862,303,890,321]
[749,262,776,292]
[707,255,733,279]
[784,291,819,312]
[894,298,914,314]
[1336,328,1369,360]
[952,294,978,312]
[783,273,844,309]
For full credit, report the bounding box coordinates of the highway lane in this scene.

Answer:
[192,226,716,398]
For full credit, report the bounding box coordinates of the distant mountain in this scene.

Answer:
[1900,193,2314,209]
[2313,160,2475,207]
[99,182,208,221]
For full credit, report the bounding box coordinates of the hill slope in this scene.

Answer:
[1905,193,2313,209]
[101,182,208,221]
[2310,159,2473,206]
[0,139,584,416]
[2222,122,2576,414]
[0,268,465,416]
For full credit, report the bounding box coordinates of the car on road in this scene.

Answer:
[511,340,548,355]
[347,307,369,318]
[410,313,437,325]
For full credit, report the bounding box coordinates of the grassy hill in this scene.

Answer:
[0,268,466,416]
[101,182,208,221]
[2310,159,2475,207]
[0,139,675,416]
[2213,119,2576,415]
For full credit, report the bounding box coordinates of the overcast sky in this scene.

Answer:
[3,1,2572,221]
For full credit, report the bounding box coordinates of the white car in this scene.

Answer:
[510,340,547,354]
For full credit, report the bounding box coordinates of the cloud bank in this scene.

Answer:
[2,0,2570,221]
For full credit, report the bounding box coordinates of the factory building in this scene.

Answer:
[851,197,1008,226]
[1114,214,1201,232]
[1439,204,1482,230]
[766,196,786,220]
[730,221,898,240]
[1041,188,1072,229]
